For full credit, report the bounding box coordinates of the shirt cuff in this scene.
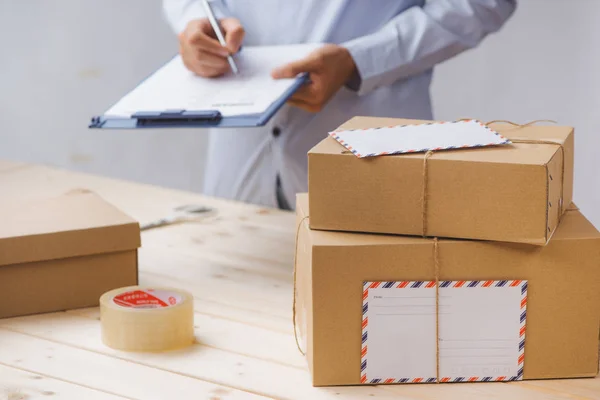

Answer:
[342,23,403,96]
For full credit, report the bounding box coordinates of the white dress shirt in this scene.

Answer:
[162,0,516,209]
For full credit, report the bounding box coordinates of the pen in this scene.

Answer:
[202,0,239,74]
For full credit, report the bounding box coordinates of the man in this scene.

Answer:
[163,0,516,210]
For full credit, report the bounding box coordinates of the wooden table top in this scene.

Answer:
[0,160,598,400]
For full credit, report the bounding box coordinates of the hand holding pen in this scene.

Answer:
[178,2,244,77]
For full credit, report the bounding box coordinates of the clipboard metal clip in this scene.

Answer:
[89,109,222,129]
[133,109,222,126]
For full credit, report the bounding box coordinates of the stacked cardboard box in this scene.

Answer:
[296,117,600,386]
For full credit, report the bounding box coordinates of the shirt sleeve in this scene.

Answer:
[162,0,230,34]
[342,0,517,95]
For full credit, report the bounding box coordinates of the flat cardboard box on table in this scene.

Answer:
[308,117,574,245]
[0,190,141,319]
[295,194,600,386]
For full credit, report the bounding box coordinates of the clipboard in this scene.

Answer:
[89,44,320,130]
[89,73,308,129]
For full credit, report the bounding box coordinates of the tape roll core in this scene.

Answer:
[100,286,194,352]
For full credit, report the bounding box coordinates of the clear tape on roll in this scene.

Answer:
[100,286,195,352]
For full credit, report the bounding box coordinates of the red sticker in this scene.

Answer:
[113,289,182,309]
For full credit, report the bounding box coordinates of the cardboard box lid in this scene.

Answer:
[0,189,141,267]
[309,117,573,166]
[297,194,599,245]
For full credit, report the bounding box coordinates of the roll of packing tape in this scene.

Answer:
[100,286,194,352]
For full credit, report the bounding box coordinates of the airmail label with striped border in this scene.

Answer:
[329,119,511,158]
[361,280,527,384]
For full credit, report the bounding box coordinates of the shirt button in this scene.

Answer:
[272,126,281,137]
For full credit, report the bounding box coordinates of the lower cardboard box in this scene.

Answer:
[0,190,141,319]
[294,193,600,386]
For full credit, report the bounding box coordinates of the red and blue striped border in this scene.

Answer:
[330,119,511,158]
[361,280,527,384]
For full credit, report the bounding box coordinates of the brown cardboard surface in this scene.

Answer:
[296,194,600,386]
[0,190,140,318]
[0,250,139,319]
[0,190,141,266]
[308,117,574,245]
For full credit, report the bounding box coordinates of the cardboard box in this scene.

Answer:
[308,117,574,245]
[295,194,600,386]
[0,190,141,318]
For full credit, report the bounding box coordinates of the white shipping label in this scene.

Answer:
[361,280,527,384]
[330,120,511,158]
